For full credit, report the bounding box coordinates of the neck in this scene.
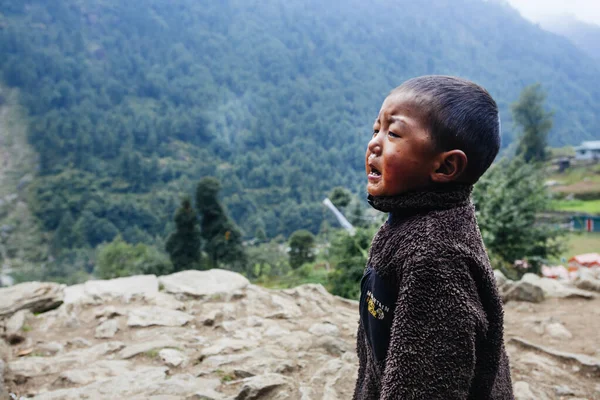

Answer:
[367,184,473,216]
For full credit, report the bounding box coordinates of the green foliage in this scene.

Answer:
[327,227,375,299]
[512,84,553,163]
[1,0,599,265]
[196,177,246,270]
[552,199,600,214]
[288,230,316,269]
[473,157,564,275]
[96,235,173,279]
[247,241,290,279]
[329,187,352,209]
[165,197,201,271]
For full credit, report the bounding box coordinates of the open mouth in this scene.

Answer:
[369,164,381,176]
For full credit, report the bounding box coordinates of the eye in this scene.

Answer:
[372,130,379,137]
[388,131,399,138]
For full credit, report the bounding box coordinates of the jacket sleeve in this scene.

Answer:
[380,258,481,400]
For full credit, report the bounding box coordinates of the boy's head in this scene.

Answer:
[366,75,500,197]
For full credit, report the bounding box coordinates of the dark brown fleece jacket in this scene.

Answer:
[353,185,513,400]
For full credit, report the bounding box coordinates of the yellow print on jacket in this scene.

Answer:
[366,290,389,320]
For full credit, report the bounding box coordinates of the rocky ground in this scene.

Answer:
[1,268,599,400]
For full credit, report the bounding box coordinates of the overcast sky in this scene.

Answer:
[505,0,600,25]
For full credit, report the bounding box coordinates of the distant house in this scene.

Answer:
[574,141,600,161]
[571,215,600,232]
[568,253,600,269]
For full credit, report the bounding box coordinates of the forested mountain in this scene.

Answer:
[1,0,599,265]
[540,15,600,64]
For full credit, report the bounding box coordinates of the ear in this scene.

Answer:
[430,150,468,183]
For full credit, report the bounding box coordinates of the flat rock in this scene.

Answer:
[514,381,536,400]
[119,339,181,359]
[144,292,186,310]
[10,342,124,379]
[309,322,340,337]
[311,336,351,356]
[57,360,133,385]
[159,348,188,367]
[509,337,600,374]
[0,281,64,318]
[5,309,31,334]
[31,366,168,399]
[235,373,292,400]
[36,342,64,356]
[64,275,158,304]
[127,306,193,327]
[94,306,124,319]
[159,269,249,299]
[201,338,250,357]
[544,322,572,340]
[95,319,119,339]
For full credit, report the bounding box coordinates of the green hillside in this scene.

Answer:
[1,0,600,270]
[541,15,600,64]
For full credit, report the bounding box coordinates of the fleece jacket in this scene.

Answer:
[353,185,514,400]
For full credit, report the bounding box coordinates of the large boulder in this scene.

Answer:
[0,281,64,319]
[64,275,159,304]
[502,281,545,303]
[493,269,509,288]
[574,276,600,293]
[520,273,595,299]
[158,269,249,299]
[0,340,8,400]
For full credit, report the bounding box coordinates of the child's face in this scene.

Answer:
[365,91,438,197]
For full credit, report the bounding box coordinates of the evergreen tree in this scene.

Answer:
[288,229,315,269]
[472,157,564,277]
[165,197,201,271]
[512,84,553,163]
[196,177,246,270]
[329,187,352,209]
[52,211,77,251]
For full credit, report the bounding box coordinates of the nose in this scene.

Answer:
[367,132,382,156]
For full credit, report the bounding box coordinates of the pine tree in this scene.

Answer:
[196,177,246,270]
[512,84,553,163]
[52,211,77,252]
[165,197,201,271]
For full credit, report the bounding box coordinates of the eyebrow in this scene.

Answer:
[389,115,408,125]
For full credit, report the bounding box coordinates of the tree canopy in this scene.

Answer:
[0,0,598,271]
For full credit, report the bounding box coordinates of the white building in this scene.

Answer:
[574,141,600,161]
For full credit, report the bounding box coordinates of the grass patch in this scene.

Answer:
[215,369,236,383]
[550,232,600,264]
[144,349,160,359]
[552,199,600,214]
[21,325,32,332]
[255,265,330,290]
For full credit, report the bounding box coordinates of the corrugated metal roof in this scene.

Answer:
[576,141,600,150]
[568,253,600,266]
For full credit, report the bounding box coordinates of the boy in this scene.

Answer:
[353,76,513,400]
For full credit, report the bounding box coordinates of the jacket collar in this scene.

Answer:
[367,184,473,216]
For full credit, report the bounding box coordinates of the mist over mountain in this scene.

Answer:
[539,14,600,63]
[1,0,599,264]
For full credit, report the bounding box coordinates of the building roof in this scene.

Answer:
[568,253,600,267]
[575,141,600,151]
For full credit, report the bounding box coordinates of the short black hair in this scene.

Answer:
[392,75,500,183]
